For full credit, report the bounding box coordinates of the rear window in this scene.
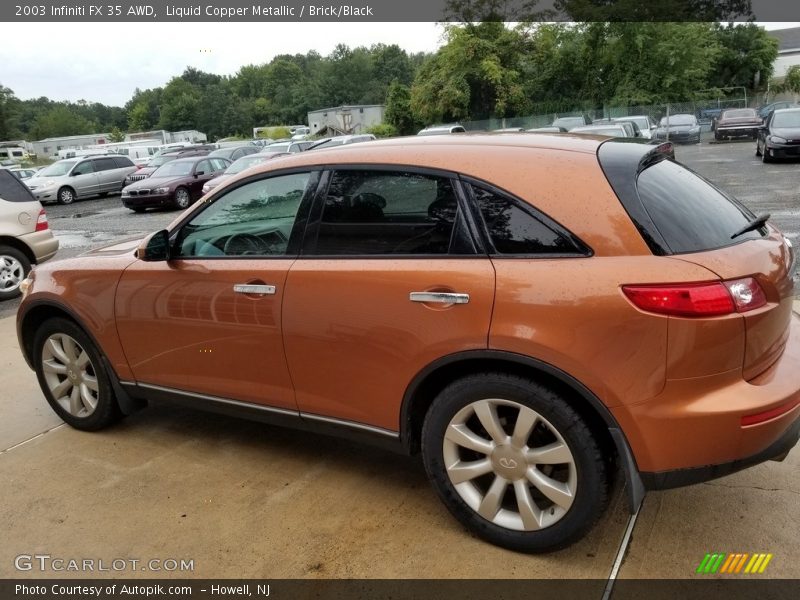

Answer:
[113,156,134,168]
[0,169,37,203]
[636,159,763,253]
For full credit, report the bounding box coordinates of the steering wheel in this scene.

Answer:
[223,233,270,255]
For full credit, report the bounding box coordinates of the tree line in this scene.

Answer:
[0,22,781,143]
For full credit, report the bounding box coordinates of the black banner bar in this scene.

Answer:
[2,579,800,600]
[1,0,800,23]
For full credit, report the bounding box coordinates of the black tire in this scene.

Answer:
[32,318,122,431]
[56,186,76,205]
[0,245,31,300]
[762,146,773,163]
[130,207,146,213]
[421,373,609,553]
[755,141,762,157]
[98,192,108,198]
[173,186,191,210]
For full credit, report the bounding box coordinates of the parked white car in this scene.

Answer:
[0,169,58,299]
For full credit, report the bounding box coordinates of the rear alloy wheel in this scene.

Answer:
[422,373,609,553]
[33,318,122,431]
[173,187,191,210]
[56,187,75,205]
[0,246,30,300]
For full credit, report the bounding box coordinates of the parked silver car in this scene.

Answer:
[0,169,58,300]
[26,155,138,205]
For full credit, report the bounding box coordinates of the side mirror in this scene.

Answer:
[138,229,170,262]
[194,171,204,177]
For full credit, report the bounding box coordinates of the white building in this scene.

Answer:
[770,27,800,80]
[307,105,385,136]
[31,133,111,158]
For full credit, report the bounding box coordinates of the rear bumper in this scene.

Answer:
[716,125,759,137]
[612,313,800,482]
[641,414,799,490]
[18,229,59,263]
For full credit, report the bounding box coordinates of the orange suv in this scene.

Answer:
[16,135,800,552]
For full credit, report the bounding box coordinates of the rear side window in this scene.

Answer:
[0,169,36,203]
[94,158,117,171]
[311,170,467,255]
[113,156,134,168]
[637,160,762,253]
[469,184,588,255]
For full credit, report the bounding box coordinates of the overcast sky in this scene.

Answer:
[1,23,444,106]
[1,21,797,107]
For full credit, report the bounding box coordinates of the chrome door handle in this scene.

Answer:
[410,292,470,304]
[233,284,276,295]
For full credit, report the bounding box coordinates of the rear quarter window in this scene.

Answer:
[636,159,763,253]
[0,169,37,203]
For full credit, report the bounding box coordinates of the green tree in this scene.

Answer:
[781,65,800,101]
[710,23,778,91]
[0,85,19,140]
[108,126,125,142]
[410,22,531,123]
[30,105,97,139]
[385,81,417,134]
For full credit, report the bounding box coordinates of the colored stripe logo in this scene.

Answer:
[696,553,773,574]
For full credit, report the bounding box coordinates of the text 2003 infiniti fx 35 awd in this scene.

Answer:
[16,134,800,553]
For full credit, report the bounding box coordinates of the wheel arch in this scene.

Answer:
[400,350,645,512]
[0,236,37,265]
[17,300,144,415]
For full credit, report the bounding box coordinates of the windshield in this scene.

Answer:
[660,115,696,126]
[620,117,649,129]
[225,155,267,174]
[147,155,176,168]
[151,161,194,177]
[38,160,77,176]
[554,117,584,127]
[573,127,625,136]
[266,144,290,153]
[311,139,345,150]
[772,111,800,128]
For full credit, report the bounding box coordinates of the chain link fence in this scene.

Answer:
[461,95,751,133]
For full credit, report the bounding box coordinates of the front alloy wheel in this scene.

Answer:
[41,333,100,418]
[33,318,122,430]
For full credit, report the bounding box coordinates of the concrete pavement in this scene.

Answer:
[1,304,799,580]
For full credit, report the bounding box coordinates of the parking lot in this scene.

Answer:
[2,136,799,584]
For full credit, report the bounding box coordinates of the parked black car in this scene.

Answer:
[652,114,701,144]
[756,107,800,163]
[758,101,799,121]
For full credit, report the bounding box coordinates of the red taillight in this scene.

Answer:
[34,209,49,232]
[622,277,766,318]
